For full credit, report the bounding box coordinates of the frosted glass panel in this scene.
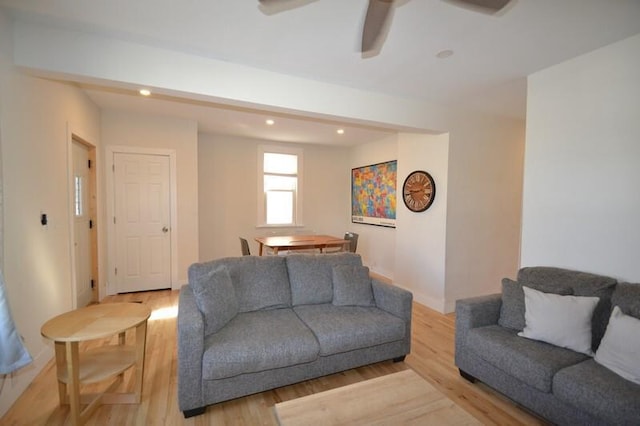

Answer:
[266,191,293,224]
[264,153,297,174]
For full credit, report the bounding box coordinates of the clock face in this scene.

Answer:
[402,170,436,212]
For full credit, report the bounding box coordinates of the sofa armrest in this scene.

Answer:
[177,285,205,411]
[372,279,413,322]
[454,294,502,368]
[455,294,502,330]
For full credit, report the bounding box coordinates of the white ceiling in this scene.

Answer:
[2,0,640,145]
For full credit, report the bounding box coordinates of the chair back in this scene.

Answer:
[344,232,359,253]
[239,237,251,256]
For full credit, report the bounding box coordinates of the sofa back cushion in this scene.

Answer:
[332,265,375,307]
[499,277,573,331]
[190,265,239,336]
[611,282,640,318]
[286,253,363,306]
[189,256,291,313]
[516,266,617,349]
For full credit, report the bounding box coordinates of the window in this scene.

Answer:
[74,175,84,217]
[258,146,303,226]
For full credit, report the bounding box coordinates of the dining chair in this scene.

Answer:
[344,232,359,253]
[326,232,359,253]
[239,237,251,256]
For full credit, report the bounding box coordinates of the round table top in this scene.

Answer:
[41,302,151,342]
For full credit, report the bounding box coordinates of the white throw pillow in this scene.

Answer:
[594,306,640,385]
[518,286,599,355]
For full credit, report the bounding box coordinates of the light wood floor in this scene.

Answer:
[2,289,547,425]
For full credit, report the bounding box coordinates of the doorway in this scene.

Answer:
[110,150,174,293]
[70,136,98,307]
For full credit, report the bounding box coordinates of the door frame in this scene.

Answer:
[67,129,99,308]
[106,145,178,295]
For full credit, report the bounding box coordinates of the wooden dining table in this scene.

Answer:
[254,234,350,256]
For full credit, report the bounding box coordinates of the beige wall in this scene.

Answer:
[444,113,525,310]
[198,133,350,261]
[101,110,199,289]
[0,11,103,415]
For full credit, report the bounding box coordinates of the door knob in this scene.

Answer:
[162,226,169,233]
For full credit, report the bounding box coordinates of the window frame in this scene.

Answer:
[257,145,304,228]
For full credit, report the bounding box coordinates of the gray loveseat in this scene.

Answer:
[178,253,412,418]
[455,266,640,425]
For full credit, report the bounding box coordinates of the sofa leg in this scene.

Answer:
[393,356,406,363]
[183,406,206,418]
[459,369,477,383]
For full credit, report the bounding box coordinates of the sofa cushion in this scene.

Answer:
[498,277,573,331]
[190,266,239,336]
[286,253,363,306]
[594,306,640,385]
[467,325,588,393]
[517,266,617,349]
[293,304,405,356]
[611,282,640,318]
[518,286,600,356]
[332,265,375,307]
[202,309,319,380]
[553,359,640,425]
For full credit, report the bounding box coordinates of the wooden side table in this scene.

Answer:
[41,303,151,425]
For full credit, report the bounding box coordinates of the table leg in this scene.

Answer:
[133,320,148,403]
[258,243,264,256]
[54,342,67,405]
[65,341,81,425]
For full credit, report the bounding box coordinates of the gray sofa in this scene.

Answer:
[178,253,412,418]
[455,266,640,425]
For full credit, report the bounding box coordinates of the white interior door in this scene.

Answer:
[114,152,171,293]
[72,141,93,307]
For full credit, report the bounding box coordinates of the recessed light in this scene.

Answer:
[265,119,275,126]
[139,89,151,96]
[337,129,345,135]
[436,49,454,59]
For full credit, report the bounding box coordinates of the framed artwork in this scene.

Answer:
[351,160,397,228]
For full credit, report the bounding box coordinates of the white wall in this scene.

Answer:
[0,10,103,416]
[198,134,350,261]
[395,133,449,311]
[101,110,199,289]
[521,34,640,281]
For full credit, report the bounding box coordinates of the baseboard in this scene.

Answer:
[0,345,53,418]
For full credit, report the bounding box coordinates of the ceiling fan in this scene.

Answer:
[258,0,512,56]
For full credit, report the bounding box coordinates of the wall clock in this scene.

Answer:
[402,170,436,212]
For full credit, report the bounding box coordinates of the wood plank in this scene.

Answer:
[1,289,548,425]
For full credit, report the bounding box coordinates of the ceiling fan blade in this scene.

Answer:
[450,0,511,12]
[362,0,395,54]
[258,0,318,16]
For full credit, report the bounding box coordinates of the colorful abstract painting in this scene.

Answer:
[351,160,397,227]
